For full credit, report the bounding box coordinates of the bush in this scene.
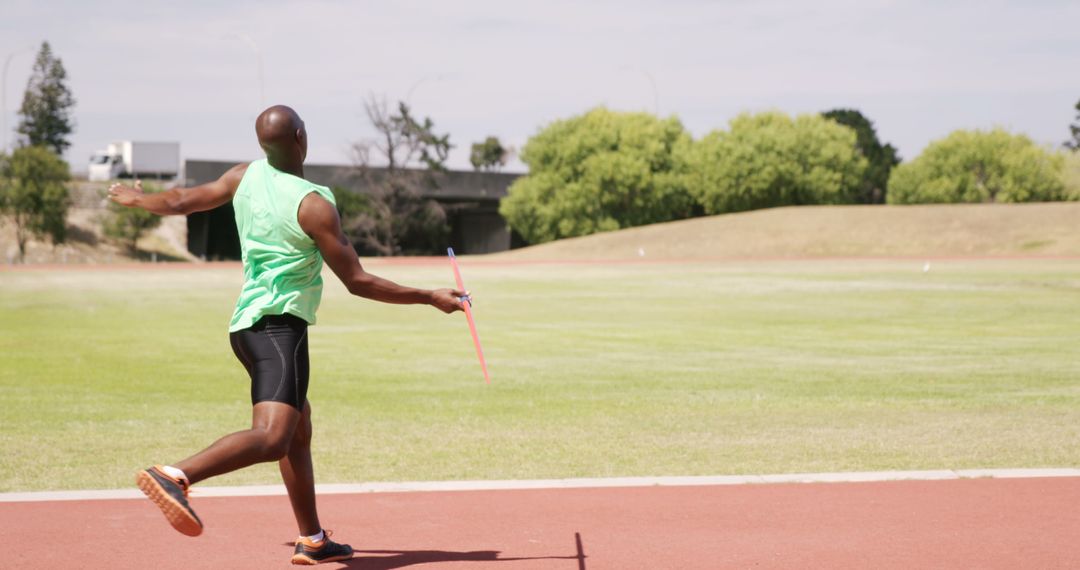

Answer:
[331,184,448,257]
[500,107,695,245]
[685,111,867,215]
[887,129,1064,204]
[1062,151,1080,201]
[103,182,162,254]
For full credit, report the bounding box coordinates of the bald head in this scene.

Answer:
[255,105,307,170]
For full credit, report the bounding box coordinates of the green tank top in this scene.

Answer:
[228,159,337,332]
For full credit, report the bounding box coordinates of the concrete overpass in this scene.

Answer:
[183,160,520,260]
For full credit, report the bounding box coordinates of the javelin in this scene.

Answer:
[448,248,490,384]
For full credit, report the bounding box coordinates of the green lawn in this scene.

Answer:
[1,258,1079,492]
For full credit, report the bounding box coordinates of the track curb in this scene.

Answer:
[4,467,1078,502]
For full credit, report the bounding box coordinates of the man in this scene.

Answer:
[108,105,465,565]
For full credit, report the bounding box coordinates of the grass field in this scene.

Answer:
[2,257,1080,492]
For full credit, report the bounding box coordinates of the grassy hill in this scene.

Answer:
[496,202,1080,260]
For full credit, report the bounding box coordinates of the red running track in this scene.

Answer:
[2,477,1077,569]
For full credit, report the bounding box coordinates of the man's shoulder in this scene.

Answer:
[297,189,338,235]
[224,161,255,191]
[299,187,335,209]
[301,180,336,205]
[230,160,255,177]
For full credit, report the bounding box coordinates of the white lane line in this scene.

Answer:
[2,468,1077,503]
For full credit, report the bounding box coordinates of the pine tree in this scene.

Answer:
[1065,99,1080,152]
[821,109,900,204]
[16,41,76,155]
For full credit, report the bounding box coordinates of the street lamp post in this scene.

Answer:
[617,65,660,115]
[640,68,660,116]
[405,74,453,106]
[2,47,34,155]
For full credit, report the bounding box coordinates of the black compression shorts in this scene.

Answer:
[229,313,310,410]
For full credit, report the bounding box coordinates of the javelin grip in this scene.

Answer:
[448,248,490,384]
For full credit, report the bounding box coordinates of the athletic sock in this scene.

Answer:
[304,530,325,543]
[160,465,189,483]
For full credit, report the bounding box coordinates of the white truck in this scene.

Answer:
[88,141,180,181]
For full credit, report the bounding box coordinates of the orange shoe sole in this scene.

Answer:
[291,552,354,565]
[135,469,203,537]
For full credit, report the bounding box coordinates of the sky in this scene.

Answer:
[1,0,1077,174]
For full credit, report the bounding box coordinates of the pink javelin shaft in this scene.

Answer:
[448,248,490,384]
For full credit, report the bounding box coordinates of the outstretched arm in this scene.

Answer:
[107,163,249,215]
[298,192,465,314]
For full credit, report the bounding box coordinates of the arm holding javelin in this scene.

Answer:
[108,164,463,314]
[298,192,465,314]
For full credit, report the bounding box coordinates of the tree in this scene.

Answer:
[887,128,1064,204]
[342,96,451,256]
[470,136,509,172]
[103,181,162,255]
[1065,99,1080,152]
[499,107,695,245]
[0,146,71,262]
[685,111,867,215]
[1063,151,1080,200]
[821,108,900,203]
[16,41,76,155]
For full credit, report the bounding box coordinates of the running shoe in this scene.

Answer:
[135,465,203,537]
[291,530,354,565]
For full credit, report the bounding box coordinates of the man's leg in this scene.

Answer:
[136,401,301,536]
[284,401,354,564]
[175,401,302,484]
[138,315,314,537]
[279,401,321,536]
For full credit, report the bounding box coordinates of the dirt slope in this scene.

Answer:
[0,181,194,264]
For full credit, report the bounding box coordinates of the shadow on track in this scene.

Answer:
[342,550,573,569]
[342,532,588,569]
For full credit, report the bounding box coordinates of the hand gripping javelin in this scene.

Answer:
[448,248,490,384]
